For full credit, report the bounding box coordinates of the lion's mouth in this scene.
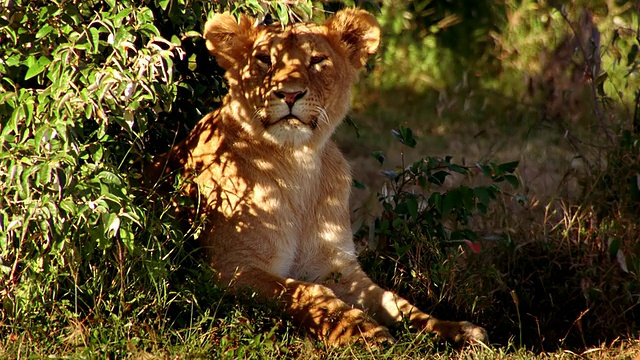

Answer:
[262,114,318,130]
[278,115,301,123]
[270,115,310,127]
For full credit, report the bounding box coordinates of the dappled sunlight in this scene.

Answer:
[319,221,343,243]
[152,6,488,349]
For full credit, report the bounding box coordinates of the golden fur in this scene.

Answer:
[152,9,488,346]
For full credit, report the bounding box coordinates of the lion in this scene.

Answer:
[151,8,488,346]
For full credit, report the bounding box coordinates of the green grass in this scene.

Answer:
[4,316,639,359]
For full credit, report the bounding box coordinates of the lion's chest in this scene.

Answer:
[198,146,333,276]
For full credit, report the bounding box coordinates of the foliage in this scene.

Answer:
[373,0,506,89]
[405,0,505,61]
[359,126,521,318]
[0,0,312,355]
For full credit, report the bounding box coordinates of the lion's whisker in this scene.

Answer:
[315,106,330,126]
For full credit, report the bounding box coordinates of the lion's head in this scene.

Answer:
[203,9,380,148]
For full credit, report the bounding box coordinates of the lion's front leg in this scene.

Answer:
[327,266,489,345]
[222,267,394,346]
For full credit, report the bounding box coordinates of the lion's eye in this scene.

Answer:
[255,54,272,66]
[310,55,327,66]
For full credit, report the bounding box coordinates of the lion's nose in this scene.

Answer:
[274,89,307,109]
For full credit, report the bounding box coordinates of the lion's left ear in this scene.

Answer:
[325,9,381,68]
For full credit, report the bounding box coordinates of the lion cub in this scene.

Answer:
[152,8,488,346]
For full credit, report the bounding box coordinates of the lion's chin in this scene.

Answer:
[262,119,314,147]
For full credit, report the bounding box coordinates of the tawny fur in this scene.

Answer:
[151,8,488,346]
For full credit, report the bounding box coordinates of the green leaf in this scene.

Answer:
[372,150,386,165]
[120,227,135,252]
[400,127,417,148]
[441,191,456,217]
[158,0,171,11]
[182,30,201,38]
[417,175,427,189]
[429,192,442,212]
[89,27,101,53]
[274,2,289,24]
[395,202,408,215]
[429,170,449,185]
[59,198,76,215]
[296,3,313,20]
[25,56,51,80]
[497,161,519,174]
[35,24,55,39]
[476,163,492,177]
[138,23,160,38]
[391,127,417,148]
[461,186,475,212]
[37,163,51,185]
[112,9,132,26]
[608,238,621,258]
[505,174,519,188]
[406,197,418,220]
[3,25,17,44]
[596,72,608,97]
[5,54,21,67]
[97,171,122,186]
[627,44,638,66]
[473,187,491,206]
[448,164,467,174]
[104,213,120,238]
[477,202,487,214]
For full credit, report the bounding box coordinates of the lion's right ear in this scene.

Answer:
[325,9,381,69]
[204,13,254,70]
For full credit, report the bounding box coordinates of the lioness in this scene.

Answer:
[152,8,488,346]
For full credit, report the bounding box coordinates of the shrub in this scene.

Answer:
[0,0,312,355]
[358,126,522,322]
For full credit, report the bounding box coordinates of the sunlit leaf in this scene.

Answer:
[24,56,51,80]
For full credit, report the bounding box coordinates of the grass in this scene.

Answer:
[4,319,639,359]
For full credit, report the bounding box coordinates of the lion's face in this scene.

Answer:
[243,27,346,146]
[204,9,381,147]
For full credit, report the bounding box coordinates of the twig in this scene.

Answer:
[558,7,615,146]
[633,90,640,134]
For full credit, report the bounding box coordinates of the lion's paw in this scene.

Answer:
[325,308,395,346]
[457,321,489,344]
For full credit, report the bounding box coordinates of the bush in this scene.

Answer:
[0,0,313,355]
[357,126,522,326]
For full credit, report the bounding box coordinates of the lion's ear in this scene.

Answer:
[204,13,254,70]
[325,9,381,68]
